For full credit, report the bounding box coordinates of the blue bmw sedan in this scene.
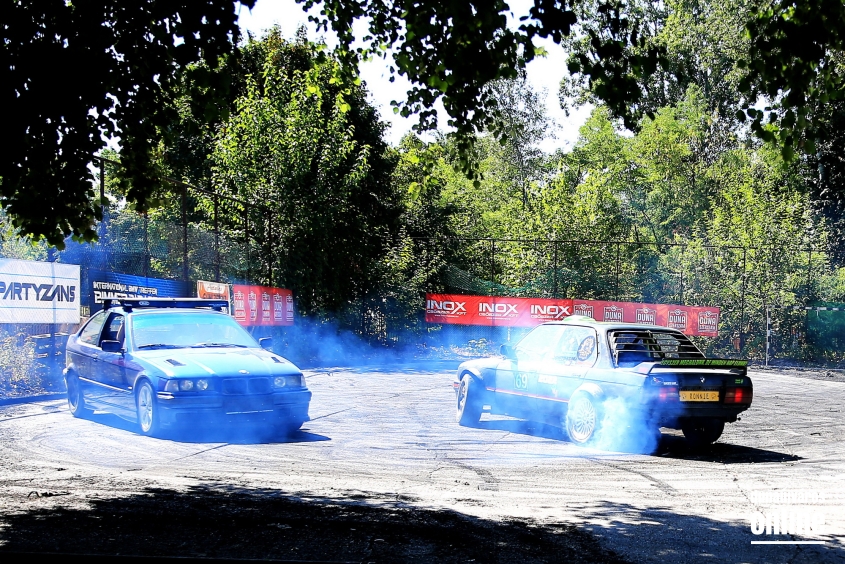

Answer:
[64,298,311,437]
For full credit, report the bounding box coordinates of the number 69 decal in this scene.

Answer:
[514,372,529,390]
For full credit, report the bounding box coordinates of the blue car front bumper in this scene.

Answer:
[156,389,312,425]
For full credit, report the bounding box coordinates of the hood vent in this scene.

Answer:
[166,358,186,366]
[272,357,283,364]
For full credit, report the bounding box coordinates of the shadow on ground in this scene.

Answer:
[81,411,331,445]
[473,417,802,463]
[578,501,845,564]
[0,486,628,563]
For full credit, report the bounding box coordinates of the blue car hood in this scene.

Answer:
[130,347,301,378]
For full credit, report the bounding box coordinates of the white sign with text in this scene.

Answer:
[0,259,80,324]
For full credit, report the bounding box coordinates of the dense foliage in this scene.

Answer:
[2,0,251,246]
[4,9,845,361]
[209,30,403,314]
[5,0,845,245]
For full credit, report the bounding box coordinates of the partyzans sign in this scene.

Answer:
[0,259,80,324]
[425,294,720,337]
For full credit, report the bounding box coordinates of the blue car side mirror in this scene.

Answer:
[259,337,273,351]
[500,344,517,360]
[101,340,123,353]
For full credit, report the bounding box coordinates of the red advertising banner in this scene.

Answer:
[426,294,720,336]
[425,294,574,327]
[232,284,294,326]
[572,300,720,337]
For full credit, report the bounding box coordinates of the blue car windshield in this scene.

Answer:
[130,312,259,350]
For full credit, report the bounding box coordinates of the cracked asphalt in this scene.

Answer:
[0,366,843,563]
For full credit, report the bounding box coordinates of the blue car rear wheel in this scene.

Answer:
[66,373,89,418]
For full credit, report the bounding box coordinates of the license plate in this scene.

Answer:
[225,396,273,414]
[680,390,720,402]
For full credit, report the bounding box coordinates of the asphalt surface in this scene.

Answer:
[0,366,843,563]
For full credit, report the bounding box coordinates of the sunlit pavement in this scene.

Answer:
[0,367,843,563]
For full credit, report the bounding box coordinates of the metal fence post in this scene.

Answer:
[268,210,273,287]
[679,245,685,304]
[99,158,105,225]
[739,247,747,352]
[245,205,250,283]
[181,184,188,283]
[615,242,620,301]
[490,239,496,292]
[143,212,149,279]
[490,239,495,344]
[98,158,106,271]
[213,194,220,283]
[765,304,770,367]
[806,247,813,298]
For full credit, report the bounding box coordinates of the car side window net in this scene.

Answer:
[101,314,125,346]
[609,330,704,366]
[515,325,569,361]
[514,325,598,365]
[552,327,598,365]
[78,311,108,346]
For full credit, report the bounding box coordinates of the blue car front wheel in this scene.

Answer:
[456,374,482,426]
[136,381,161,437]
[566,393,602,444]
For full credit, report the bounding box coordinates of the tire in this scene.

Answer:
[566,393,602,445]
[456,373,482,426]
[681,418,724,448]
[66,373,89,418]
[136,381,161,437]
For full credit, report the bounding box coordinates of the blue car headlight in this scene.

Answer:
[163,379,210,392]
[273,374,303,389]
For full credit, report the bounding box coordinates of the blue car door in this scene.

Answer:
[71,311,109,404]
[536,326,599,407]
[494,325,563,418]
[97,312,134,413]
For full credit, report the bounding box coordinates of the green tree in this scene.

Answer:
[559,0,752,127]
[739,0,845,159]
[210,31,402,314]
[805,102,845,260]
[3,0,251,246]
[297,0,842,155]
[485,69,554,208]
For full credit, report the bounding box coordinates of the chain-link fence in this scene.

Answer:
[416,237,837,364]
[1,168,843,398]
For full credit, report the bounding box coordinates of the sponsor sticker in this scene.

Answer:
[668,308,688,330]
[574,303,594,318]
[635,307,657,324]
[426,299,468,318]
[698,309,719,333]
[478,302,519,318]
[530,303,571,321]
[660,358,748,367]
[603,305,624,322]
